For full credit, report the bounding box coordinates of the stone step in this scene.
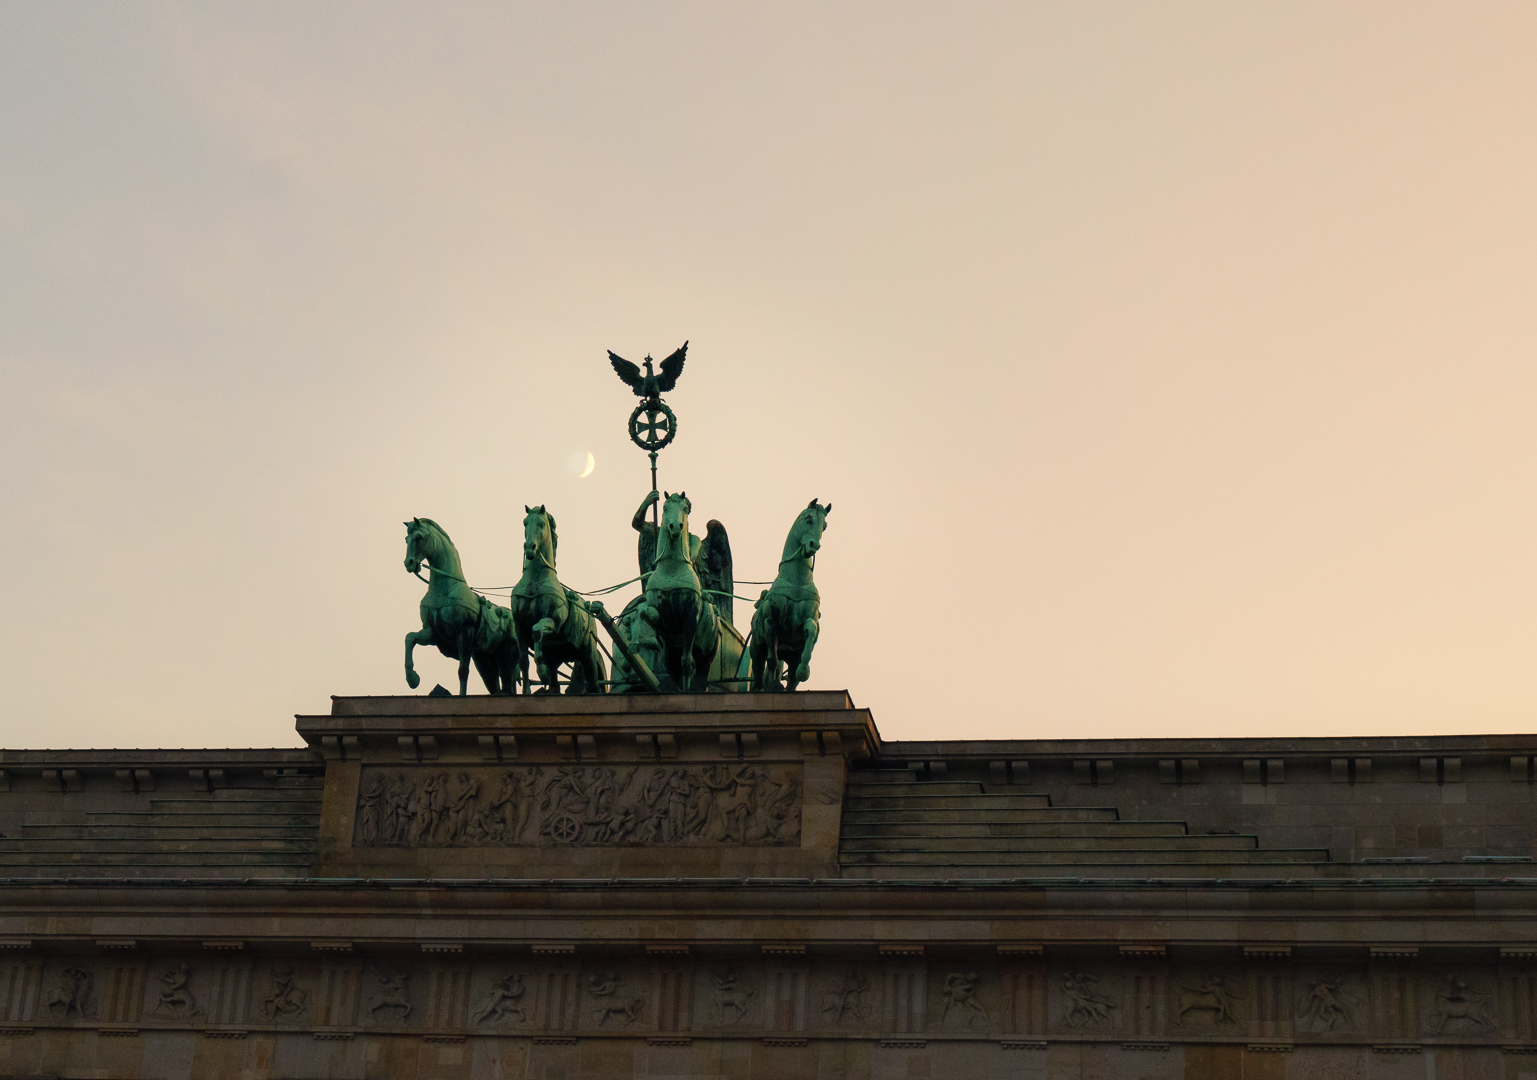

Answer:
[845,794,1054,811]
[0,839,317,854]
[0,848,318,860]
[842,821,1186,839]
[7,829,321,848]
[0,852,315,868]
[837,863,1325,880]
[148,794,322,802]
[841,808,1120,825]
[840,847,1330,866]
[841,834,1260,853]
[845,782,988,798]
[74,813,320,824]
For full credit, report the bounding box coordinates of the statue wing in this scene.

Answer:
[608,351,644,393]
[656,341,688,392]
[699,519,734,626]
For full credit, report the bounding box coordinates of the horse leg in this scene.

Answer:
[791,615,820,689]
[473,652,500,695]
[748,624,767,691]
[531,617,559,694]
[763,632,784,692]
[576,634,606,695]
[457,629,474,696]
[405,627,433,690]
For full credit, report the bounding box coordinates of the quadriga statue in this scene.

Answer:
[509,505,608,694]
[748,499,831,692]
[634,492,732,692]
[403,518,520,695]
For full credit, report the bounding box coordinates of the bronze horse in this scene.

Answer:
[509,505,607,694]
[403,518,520,695]
[749,499,830,691]
[636,492,722,691]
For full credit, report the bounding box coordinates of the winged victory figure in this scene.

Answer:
[608,341,687,406]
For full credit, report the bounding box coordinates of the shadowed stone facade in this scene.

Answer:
[1,691,1536,1078]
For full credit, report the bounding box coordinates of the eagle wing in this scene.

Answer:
[656,341,688,392]
[608,351,644,394]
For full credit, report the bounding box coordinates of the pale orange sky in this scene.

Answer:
[3,3,1536,748]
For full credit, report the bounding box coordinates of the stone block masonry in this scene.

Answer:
[0,691,1534,1077]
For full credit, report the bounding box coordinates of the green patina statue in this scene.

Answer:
[748,499,831,692]
[403,518,520,696]
[628,492,742,692]
[396,343,833,697]
[509,505,608,694]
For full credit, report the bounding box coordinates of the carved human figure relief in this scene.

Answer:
[470,972,528,1025]
[587,971,644,1026]
[1175,974,1242,1026]
[353,764,802,848]
[822,971,871,1024]
[712,966,757,1025]
[1061,971,1117,1028]
[1296,975,1357,1033]
[154,963,202,1019]
[941,971,988,1028]
[45,967,95,1020]
[365,968,412,1023]
[260,965,310,1022]
[1428,974,1494,1035]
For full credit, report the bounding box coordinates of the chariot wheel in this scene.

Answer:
[551,813,581,844]
[628,402,677,452]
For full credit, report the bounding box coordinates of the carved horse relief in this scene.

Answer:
[403,518,520,695]
[352,764,802,848]
[748,499,831,691]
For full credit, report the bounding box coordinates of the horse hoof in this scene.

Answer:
[406,671,421,690]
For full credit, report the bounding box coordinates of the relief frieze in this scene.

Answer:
[1060,971,1117,1029]
[1295,974,1359,1034]
[1427,973,1495,1036]
[353,763,802,848]
[1174,974,1242,1027]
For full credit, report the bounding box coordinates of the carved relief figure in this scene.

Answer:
[942,972,988,1027]
[358,772,386,843]
[471,972,528,1025]
[353,764,802,848]
[1296,976,1357,1033]
[365,969,412,1022]
[1176,975,1241,1026]
[516,770,538,839]
[260,965,309,1021]
[712,967,757,1024]
[1430,974,1493,1034]
[588,971,644,1026]
[154,963,201,1019]
[45,967,95,1019]
[386,773,414,843]
[823,971,871,1024]
[1062,971,1116,1028]
[448,772,480,841]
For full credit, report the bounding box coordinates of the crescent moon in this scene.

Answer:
[578,451,595,478]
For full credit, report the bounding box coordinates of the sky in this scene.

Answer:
[3,3,1537,749]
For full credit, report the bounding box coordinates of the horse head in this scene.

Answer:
[522,504,558,567]
[783,498,831,562]
[662,491,692,542]
[404,517,449,575]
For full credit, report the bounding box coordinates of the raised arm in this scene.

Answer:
[632,489,660,532]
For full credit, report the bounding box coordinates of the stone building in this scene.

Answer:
[0,691,1534,1078]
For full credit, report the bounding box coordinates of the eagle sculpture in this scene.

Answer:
[608,341,687,405]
